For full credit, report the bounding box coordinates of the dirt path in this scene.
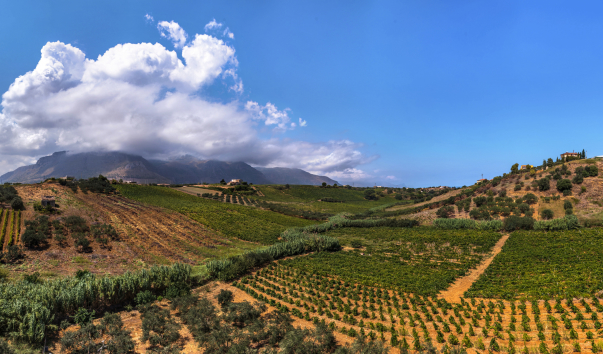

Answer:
[438,233,510,303]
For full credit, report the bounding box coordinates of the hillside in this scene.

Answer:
[0,151,338,185]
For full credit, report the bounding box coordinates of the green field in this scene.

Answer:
[280,227,501,296]
[116,185,315,244]
[466,228,603,299]
[253,185,406,214]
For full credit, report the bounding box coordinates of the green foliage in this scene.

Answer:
[540,209,554,220]
[563,200,573,210]
[117,184,314,244]
[537,178,550,191]
[523,193,538,205]
[503,216,534,231]
[0,263,190,343]
[72,307,95,326]
[78,175,116,194]
[466,228,603,299]
[217,289,234,308]
[364,189,379,200]
[0,339,15,354]
[141,305,182,352]
[135,290,157,306]
[556,179,572,192]
[433,218,502,231]
[534,215,580,231]
[436,205,455,218]
[282,227,500,296]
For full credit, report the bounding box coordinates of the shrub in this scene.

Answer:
[534,215,580,231]
[563,200,573,210]
[473,196,487,207]
[537,178,550,191]
[518,203,530,214]
[556,179,572,192]
[135,290,157,306]
[540,209,554,220]
[217,289,234,308]
[436,206,455,218]
[73,307,95,326]
[514,184,521,191]
[523,193,538,205]
[503,216,534,231]
[580,186,587,195]
[572,174,584,185]
[350,239,363,248]
[563,189,572,196]
[10,197,25,211]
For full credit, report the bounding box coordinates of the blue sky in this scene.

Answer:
[1,1,602,187]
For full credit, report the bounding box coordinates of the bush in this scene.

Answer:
[556,179,572,192]
[503,216,534,231]
[540,209,554,220]
[217,289,234,308]
[350,239,363,248]
[537,178,550,191]
[534,215,580,231]
[135,290,157,306]
[563,200,573,210]
[433,218,502,230]
[10,197,25,211]
[523,193,538,205]
[514,184,521,191]
[436,206,455,218]
[572,174,584,184]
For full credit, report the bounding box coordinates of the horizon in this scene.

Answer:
[1,1,602,187]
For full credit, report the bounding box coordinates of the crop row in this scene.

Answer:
[282,227,501,296]
[467,229,603,300]
[116,184,315,244]
[0,209,20,251]
[235,263,603,352]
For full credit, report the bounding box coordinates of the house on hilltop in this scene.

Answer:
[561,151,580,160]
[228,179,241,186]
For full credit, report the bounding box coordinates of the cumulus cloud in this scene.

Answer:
[0,21,374,180]
[157,21,188,48]
[145,14,154,22]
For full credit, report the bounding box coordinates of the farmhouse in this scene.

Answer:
[41,196,55,208]
[228,179,242,186]
[560,151,580,160]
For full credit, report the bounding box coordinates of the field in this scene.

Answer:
[237,263,603,354]
[466,229,603,299]
[0,209,20,251]
[116,184,315,244]
[281,227,502,296]
[253,185,406,214]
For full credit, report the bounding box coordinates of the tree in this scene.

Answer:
[542,160,547,169]
[537,178,550,191]
[547,158,554,168]
[141,305,182,352]
[322,182,327,187]
[563,200,573,210]
[10,197,25,211]
[523,193,538,205]
[364,189,378,200]
[540,209,554,220]
[220,179,226,185]
[217,290,234,309]
[436,206,455,219]
[582,149,586,159]
[556,179,572,193]
[510,163,519,174]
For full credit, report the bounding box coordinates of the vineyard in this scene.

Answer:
[0,209,21,252]
[280,227,501,296]
[235,262,603,353]
[466,228,603,300]
[117,184,315,244]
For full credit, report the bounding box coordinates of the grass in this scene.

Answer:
[72,256,90,264]
[280,227,501,296]
[116,184,315,244]
[466,228,603,299]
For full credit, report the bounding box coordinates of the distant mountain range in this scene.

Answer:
[0,151,339,186]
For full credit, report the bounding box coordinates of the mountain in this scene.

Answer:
[0,151,338,185]
[255,167,338,186]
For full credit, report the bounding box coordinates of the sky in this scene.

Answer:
[1,1,602,187]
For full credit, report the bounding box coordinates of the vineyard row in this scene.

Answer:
[0,209,21,251]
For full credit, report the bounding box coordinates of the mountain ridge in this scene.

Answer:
[0,151,339,185]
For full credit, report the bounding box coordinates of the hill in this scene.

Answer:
[0,151,338,185]
[255,167,338,185]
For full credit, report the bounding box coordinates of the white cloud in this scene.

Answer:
[204,19,222,31]
[0,24,375,178]
[157,21,188,48]
[205,19,234,40]
[385,175,396,180]
[325,168,372,182]
[223,27,235,39]
[145,14,154,22]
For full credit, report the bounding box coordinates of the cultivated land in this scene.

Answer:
[2,159,603,353]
